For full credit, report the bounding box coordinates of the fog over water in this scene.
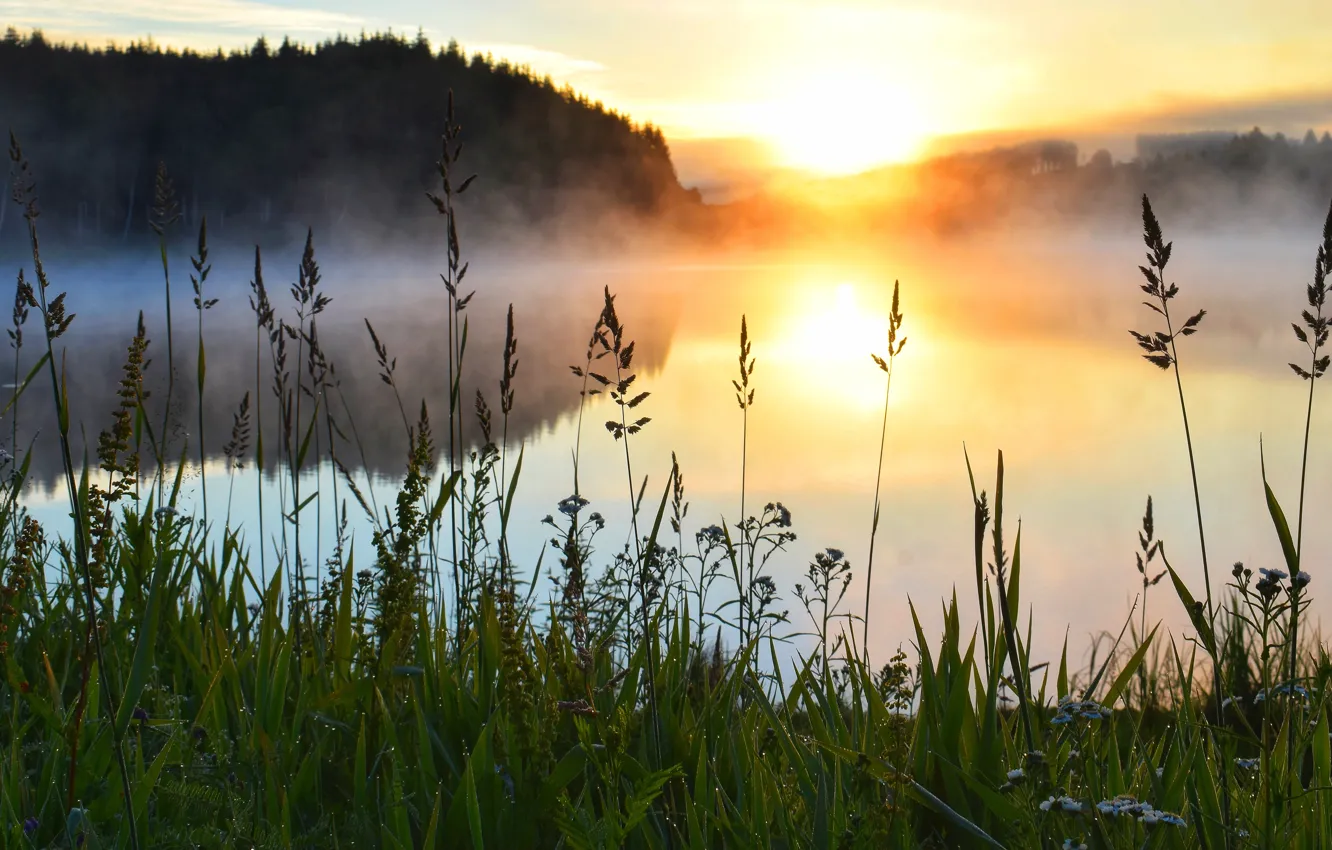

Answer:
[5,222,1332,672]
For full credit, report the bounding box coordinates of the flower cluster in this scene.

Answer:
[697,524,726,546]
[1254,683,1310,702]
[557,494,590,516]
[1051,695,1112,725]
[1095,795,1185,826]
[1235,757,1259,771]
[1062,841,1087,850]
[1040,795,1085,813]
[1256,567,1289,598]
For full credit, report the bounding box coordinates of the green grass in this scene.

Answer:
[2,123,1332,850]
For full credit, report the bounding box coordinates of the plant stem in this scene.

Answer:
[1161,295,1233,847]
[864,352,894,660]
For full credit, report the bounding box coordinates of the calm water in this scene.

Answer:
[9,225,1332,672]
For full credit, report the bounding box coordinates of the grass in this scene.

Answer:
[4,109,1332,850]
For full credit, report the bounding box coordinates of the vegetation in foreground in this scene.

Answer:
[2,102,1332,850]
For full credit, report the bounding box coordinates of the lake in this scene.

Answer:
[7,223,1331,676]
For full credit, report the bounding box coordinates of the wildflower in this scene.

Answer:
[1235,757,1259,771]
[1006,768,1026,782]
[588,511,605,529]
[1097,795,1155,818]
[0,448,11,465]
[1221,695,1241,710]
[1295,571,1312,589]
[155,505,178,519]
[557,495,589,516]
[1157,813,1187,827]
[1255,690,1267,702]
[1062,841,1087,850]
[1040,795,1083,813]
[1052,697,1110,724]
[22,817,37,836]
[1155,766,1165,778]
[1273,682,1310,700]
[1259,567,1289,581]
[698,524,725,545]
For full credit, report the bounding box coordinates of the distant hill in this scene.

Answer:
[714,127,1332,241]
[0,28,692,248]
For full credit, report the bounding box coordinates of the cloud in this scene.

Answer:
[459,41,606,79]
[0,0,365,37]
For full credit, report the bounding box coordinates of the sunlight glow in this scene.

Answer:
[763,72,927,175]
[766,280,913,411]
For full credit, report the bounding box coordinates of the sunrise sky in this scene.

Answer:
[8,0,1332,177]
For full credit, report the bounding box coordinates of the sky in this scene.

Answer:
[7,0,1332,177]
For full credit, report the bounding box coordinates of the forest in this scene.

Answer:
[0,28,690,249]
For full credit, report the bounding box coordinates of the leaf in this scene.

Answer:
[1260,447,1299,574]
[1163,559,1216,656]
[115,540,169,734]
[1103,623,1159,707]
[906,780,1008,849]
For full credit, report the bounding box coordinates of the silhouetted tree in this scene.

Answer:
[0,28,688,245]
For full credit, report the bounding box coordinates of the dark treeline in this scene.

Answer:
[0,27,690,249]
[914,126,1332,230]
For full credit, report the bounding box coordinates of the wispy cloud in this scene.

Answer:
[460,42,606,79]
[0,0,365,37]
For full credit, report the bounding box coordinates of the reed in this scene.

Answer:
[865,280,905,659]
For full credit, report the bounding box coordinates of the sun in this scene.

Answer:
[762,71,926,176]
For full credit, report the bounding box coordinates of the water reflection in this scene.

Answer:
[11,232,1332,669]
[5,251,681,486]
